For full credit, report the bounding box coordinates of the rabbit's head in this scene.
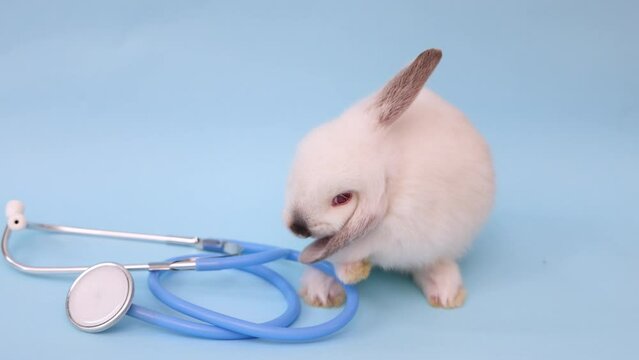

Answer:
[284,49,442,263]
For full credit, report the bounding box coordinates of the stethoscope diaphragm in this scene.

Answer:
[66,262,134,332]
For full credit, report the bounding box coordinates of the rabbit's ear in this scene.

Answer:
[375,49,442,126]
[299,200,381,264]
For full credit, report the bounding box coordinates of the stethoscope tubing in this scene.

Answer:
[128,261,302,340]
[134,249,358,341]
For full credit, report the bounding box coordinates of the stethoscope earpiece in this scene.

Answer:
[5,200,26,231]
[5,200,25,216]
[7,214,27,231]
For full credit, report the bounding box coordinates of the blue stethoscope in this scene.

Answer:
[2,200,358,341]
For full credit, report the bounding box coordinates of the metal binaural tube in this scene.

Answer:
[1,226,197,274]
[28,223,200,246]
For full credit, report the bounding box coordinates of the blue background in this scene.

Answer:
[1,0,637,358]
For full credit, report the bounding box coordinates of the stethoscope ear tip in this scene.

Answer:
[7,214,27,231]
[5,200,25,217]
[5,200,26,231]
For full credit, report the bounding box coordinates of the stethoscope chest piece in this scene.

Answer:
[66,262,134,333]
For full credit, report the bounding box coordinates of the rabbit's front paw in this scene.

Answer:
[299,267,345,308]
[428,286,466,308]
[414,259,466,309]
[336,260,372,284]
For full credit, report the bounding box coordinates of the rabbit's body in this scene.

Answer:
[284,49,494,308]
[330,89,494,271]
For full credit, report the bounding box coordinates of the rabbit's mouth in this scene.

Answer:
[299,211,378,264]
[307,223,334,239]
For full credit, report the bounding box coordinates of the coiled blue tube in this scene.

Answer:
[126,240,359,342]
[127,261,301,339]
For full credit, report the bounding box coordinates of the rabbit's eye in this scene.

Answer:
[331,192,352,207]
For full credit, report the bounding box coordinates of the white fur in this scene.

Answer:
[298,266,345,307]
[284,57,495,307]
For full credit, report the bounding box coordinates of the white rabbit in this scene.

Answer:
[283,49,495,309]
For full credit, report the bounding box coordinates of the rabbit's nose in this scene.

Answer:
[289,220,311,238]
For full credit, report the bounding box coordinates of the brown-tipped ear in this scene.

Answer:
[299,206,379,264]
[375,48,442,125]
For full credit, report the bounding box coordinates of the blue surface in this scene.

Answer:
[1,0,637,358]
